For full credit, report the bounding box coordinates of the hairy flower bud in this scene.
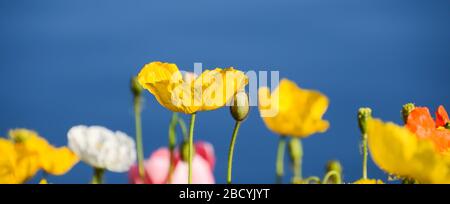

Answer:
[401,103,415,124]
[326,160,342,174]
[358,107,372,135]
[230,91,250,121]
[131,76,143,96]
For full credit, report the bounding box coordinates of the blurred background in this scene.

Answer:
[1,0,449,184]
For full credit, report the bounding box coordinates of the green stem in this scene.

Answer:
[276,136,287,184]
[178,117,188,141]
[91,168,105,184]
[362,133,368,180]
[134,96,145,181]
[293,139,303,180]
[167,113,178,183]
[227,121,241,184]
[188,113,197,184]
[323,170,342,184]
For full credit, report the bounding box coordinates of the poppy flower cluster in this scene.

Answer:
[1,60,449,184]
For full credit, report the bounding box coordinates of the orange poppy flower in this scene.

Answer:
[406,105,450,153]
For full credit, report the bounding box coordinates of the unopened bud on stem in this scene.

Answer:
[401,103,415,124]
[131,76,143,97]
[326,160,342,174]
[358,107,372,135]
[230,91,250,121]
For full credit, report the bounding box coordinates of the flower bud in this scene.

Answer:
[401,103,415,124]
[288,138,303,165]
[180,141,195,162]
[325,160,343,184]
[445,122,450,130]
[131,76,143,96]
[230,91,250,121]
[358,107,372,135]
[326,160,342,174]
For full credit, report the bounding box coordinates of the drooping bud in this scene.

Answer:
[401,103,415,124]
[326,160,343,174]
[230,91,250,121]
[131,76,143,97]
[325,160,343,184]
[358,107,372,135]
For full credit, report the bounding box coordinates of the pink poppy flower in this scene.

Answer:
[129,141,215,184]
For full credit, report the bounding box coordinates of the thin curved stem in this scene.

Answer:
[227,121,241,184]
[303,176,321,184]
[188,113,197,184]
[276,136,287,184]
[134,96,145,181]
[323,170,342,184]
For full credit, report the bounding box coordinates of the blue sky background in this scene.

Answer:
[1,0,449,184]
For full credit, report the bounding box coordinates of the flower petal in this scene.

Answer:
[258,79,329,137]
[195,141,215,170]
[68,125,136,172]
[138,62,201,113]
[41,147,79,176]
[146,148,171,184]
[436,105,450,128]
[170,156,215,184]
[353,178,384,184]
[198,68,248,112]
[406,107,436,139]
[137,62,182,90]
[0,138,21,184]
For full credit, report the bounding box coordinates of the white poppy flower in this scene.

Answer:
[67,125,137,173]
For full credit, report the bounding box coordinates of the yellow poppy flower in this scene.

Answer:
[137,61,248,114]
[258,79,329,138]
[353,178,384,184]
[367,119,450,184]
[7,129,79,179]
[0,138,23,184]
[39,147,79,175]
[0,137,41,184]
[10,129,79,176]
